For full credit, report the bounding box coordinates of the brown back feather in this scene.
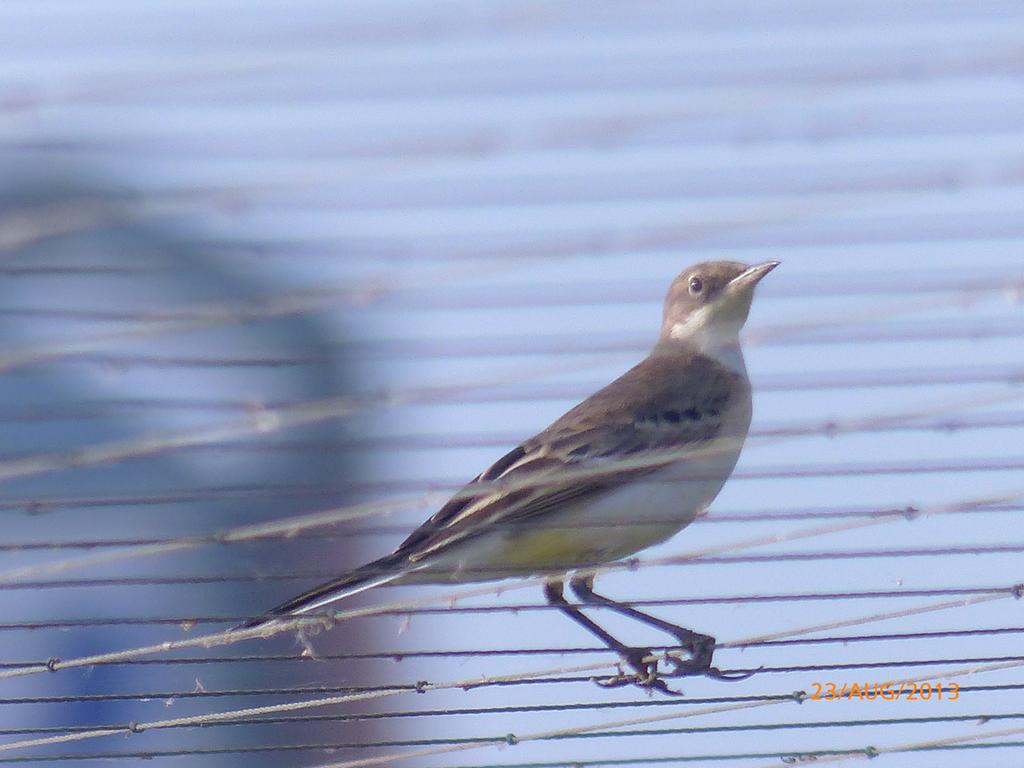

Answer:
[395,347,743,561]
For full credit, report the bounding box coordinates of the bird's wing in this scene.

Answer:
[396,350,739,562]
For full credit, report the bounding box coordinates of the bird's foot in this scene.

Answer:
[595,647,686,696]
[659,632,757,682]
[594,635,758,694]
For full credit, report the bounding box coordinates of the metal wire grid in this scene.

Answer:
[2,1,1024,766]
[1,282,1023,766]
[0,194,1023,766]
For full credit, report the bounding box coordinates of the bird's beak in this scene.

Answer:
[724,264,778,296]
[729,261,780,291]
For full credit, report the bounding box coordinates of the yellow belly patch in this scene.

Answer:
[499,529,604,569]
[496,524,667,569]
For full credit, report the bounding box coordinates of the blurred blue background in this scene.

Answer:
[0,1,1023,766]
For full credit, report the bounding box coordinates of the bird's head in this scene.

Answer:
[660,260,779,346]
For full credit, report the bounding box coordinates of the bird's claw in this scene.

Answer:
[594,648,688,696]
[662,653,759,682]
[594,645,760,695]
[594,667,685,696]
[705,665,762,682]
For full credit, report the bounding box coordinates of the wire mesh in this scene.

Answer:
[2,1,1024,767]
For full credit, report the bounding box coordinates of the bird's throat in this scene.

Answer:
[669,312,747,375]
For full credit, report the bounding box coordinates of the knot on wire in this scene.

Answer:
[45,657,61,673]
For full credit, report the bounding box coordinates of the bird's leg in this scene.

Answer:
[543,580,679,694]
[569,575,752,683]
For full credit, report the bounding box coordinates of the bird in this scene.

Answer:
[240,260,778,694]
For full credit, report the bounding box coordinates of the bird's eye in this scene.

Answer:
[688,276,703,295]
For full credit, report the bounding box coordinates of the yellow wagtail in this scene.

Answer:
[241,260,778,693]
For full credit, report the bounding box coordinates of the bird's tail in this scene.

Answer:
[235,553,409,630]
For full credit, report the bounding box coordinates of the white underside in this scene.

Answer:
[407,439,745,584]
[409,332,752,585]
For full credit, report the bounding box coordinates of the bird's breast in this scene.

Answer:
[503,451,743,569]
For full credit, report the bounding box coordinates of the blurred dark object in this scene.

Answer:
[0,166,378,763]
